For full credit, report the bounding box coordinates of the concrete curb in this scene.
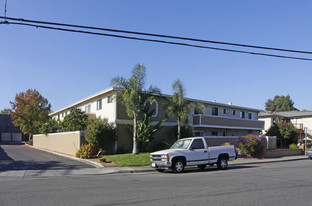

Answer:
[25,144,104,168]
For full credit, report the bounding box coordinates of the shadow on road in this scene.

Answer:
[0,146,14,161]
[163,165,258,174]
[0,160,84,172]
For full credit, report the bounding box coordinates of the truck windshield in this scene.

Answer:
[170,139,192,149]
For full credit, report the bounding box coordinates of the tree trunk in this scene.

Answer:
[177,119,181,140]
[132,113,139,154]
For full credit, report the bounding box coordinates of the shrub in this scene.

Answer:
[76,143,93,159]
[39,119,61,135]
[236,134,262,158]
[28,139,33,146]
[289,143,299,149]
[85,118,116,152]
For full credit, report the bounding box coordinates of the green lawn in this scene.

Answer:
[99,153,150,167]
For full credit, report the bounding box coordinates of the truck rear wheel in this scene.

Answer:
[217,157,228,170]
[172,159,185,173]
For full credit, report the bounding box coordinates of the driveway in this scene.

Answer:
[0,143,94,172]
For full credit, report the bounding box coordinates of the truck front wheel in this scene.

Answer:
[172,159,185,173]
[217,157,228,170]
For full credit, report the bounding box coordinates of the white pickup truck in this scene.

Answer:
[150,137,236,173]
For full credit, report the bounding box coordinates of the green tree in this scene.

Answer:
[266,121,298,147]
[10,89,51,138]
[166,80,203,140]
[265,95,298,112]
[39,119,62,135]
[62,107,88,132]
[137,99,166,152]
[0,108,10,114]
[110,64,160,154]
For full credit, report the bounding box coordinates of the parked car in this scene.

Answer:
[307,148,312,159]
[150,137,236,173]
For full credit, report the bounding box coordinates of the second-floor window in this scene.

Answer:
[85,104,91,113]
[240,111,245,118]
[97,99,102,110]
[224,109,228,114]
[107,95,112,103]
[212,107,218,116]
[231,110,236,115]
[248,113,253,119]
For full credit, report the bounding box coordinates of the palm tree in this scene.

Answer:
[167,80,203,140]
[110,64,160,154]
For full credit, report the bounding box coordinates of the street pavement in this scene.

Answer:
[0,142,95,178]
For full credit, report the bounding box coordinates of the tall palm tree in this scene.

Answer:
[110,64,160,154]
[167,79,203,140]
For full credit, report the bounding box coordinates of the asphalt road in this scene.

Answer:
[0,157,311,206]
[0,143,94,171]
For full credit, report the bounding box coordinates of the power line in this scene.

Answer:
[1,16,312,55]
[2,21,312,61]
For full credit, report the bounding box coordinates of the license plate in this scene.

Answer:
[151,163,156,168]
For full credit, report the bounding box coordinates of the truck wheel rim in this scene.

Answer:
[221,159,227,168]
[175,162,183,172]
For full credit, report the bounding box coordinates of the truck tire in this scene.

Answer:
[172,159,185,173]
[217,157,228,170]
[197,164,206,170]
[156,169,165,172]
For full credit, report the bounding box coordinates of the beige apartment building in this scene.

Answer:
[50,87,264,153]
[259,111,312,138]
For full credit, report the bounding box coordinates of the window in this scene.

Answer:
[212,107,218,116]
[85,104,91,113]
[97,99,102,110]
[223,132,226,136]
[231,110,236,115]
[190,139,205,149]
[211,131,218,136]
[107,95,112,103]
[240,111,245,118]
[224,109,228,114]
[248,113,253,119]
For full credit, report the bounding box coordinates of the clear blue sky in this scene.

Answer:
[1,1,312,112]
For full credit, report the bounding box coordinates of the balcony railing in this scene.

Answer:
[193,114,264,130]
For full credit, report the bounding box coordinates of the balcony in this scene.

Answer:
[192,115,264,130]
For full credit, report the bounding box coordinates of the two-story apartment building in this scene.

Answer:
[50,87,264,153]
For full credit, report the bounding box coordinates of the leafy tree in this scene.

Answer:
[166,79,203,139]
[265,95,298,112]
[0,108,10,114]
[137,99,166,152]
[62,107,88,131]
[39,119,62,135]
[110,64,160,154]
[266,121,298,147]
[10,89,51,138]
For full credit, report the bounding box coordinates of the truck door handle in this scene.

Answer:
[204,151,207,153]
